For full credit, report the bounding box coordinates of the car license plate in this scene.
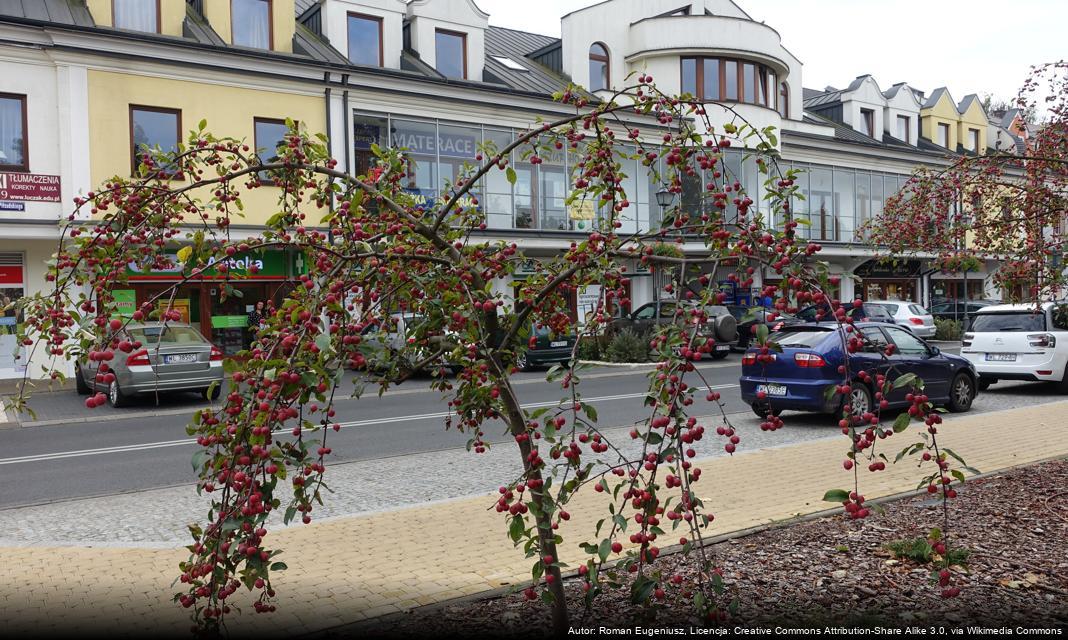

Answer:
[550,341,567,348]
[165,353,198,364]
[757,383,787,397]
[715,344,729,351]
[985,353,1016,362]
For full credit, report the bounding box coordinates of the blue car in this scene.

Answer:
[740,322,978,420]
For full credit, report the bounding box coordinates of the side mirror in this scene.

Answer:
[929,346,941,357]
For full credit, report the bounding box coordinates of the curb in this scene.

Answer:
[313,451,1068,637]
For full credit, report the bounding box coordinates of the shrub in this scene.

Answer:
[577,335,606,361]
[935,318,962,341]
[885,536,970,566]
[605,328,649,363]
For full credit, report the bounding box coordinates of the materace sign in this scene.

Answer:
[0,172,62,202]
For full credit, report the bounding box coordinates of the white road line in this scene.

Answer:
[0,385,739,466]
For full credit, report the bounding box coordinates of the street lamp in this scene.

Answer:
[655,187,675,228]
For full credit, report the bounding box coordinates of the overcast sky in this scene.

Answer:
[473,0,1065,105]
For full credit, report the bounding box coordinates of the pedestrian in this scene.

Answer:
[248,301,266,333]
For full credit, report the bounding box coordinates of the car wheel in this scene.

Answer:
[842,383,873,419]
[978,376,995,391]
[751,402,781,419]
[516,352,530,372]
[107,380,129,408]
[947,373,975,412]
[75,364,91,395]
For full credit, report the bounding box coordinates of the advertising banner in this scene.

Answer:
[0,172,62,202]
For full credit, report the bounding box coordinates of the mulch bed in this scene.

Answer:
[355,458,1068,636]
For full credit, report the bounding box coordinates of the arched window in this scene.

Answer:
[589,43,609,92]
[779,82,789,118]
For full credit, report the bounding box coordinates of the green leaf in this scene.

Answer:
[506,166,517,185]
[269,562,288,571]
[950,469,966,483]
[581,402,598,422]
[630,575,657,604]
[509,515,525,544]
[597,538,611,563]
[893,372,918,390]
[191,449,210,472]
[822,489,850,503]
[893,412,912,433]
[756,323,769,345]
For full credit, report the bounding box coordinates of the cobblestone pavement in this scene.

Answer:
[0,400,1065,637]
[0,380,1060,547]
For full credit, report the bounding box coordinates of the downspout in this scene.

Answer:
[342,74,351,176]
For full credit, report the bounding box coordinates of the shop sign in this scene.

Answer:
[514,259,543,276]
[0,172,61,202]
[128,250,289,280]
[568,200,596,221]
[113,290,136,317]
[211,315,249,329]
[391,130,478,159]
[402,188,480,211]
[0,202,25,212]
[576,285,602,326]
[0,265,23,285]
[854,259,921,279]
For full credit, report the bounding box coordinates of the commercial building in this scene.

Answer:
[0,0,1019,380]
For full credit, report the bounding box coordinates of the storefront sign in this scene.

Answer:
[211,315,249,329]
[113,290,136,317]
[391,130,478,159]
[568,200,596,221]
[402,188,479,211]
[0,202,25,212]
[0,172,61,202]
[0,265,23,286]
[854,259,921,279]
[353,123,382,151]
[576,285,602,326]
[128,250,290,280]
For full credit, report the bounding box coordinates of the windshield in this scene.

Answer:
[872,303,899,315]
[128,326,205,345]
[970,312,1046,332]
[769,328,833,348]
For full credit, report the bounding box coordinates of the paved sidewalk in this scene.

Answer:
[1,401,1065,637]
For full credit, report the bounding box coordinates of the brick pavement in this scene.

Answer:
[1,401,1066,636]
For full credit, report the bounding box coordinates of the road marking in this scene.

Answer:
[0,385,740,466]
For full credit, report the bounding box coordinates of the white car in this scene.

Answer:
[867,300,936,338]
[960,302,1068,390]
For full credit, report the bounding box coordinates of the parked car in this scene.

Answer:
[739,322,978,421]
[866,300,936,338]
[727,305,802,351]
[516,322,576,371]
[796,302,896,324]
[930,300,999,328]
[608,299,737,359]
[960,302,1068,391]
[358,312,461,375]
[75,322,224,407]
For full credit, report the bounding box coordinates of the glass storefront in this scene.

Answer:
[0,253,26,378]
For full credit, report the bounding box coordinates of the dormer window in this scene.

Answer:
[589,43,609,92]
[232,0,272,50]
[348,12,383,66]
[435,29,467,79]
[937,122,950,148]
[896,115,910,141]
[860,109,875,137]
[113,0,159,33]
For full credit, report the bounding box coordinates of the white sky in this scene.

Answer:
[473,0,1067,105]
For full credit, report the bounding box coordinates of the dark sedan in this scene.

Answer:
[727,305,802,351]
[740,322,978,421]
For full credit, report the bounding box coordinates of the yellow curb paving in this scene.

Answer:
[0,401,1065,635]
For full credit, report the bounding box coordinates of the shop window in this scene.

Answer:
[352,112,387,181]
[130,105,181,177]
[588,43,609,92]
[0,253,25,376]
[0,93,27,172]
[391,118,439,209]
[347,12,383,66]
[113,0,159,33]
[435,29,467,79]
[232,0,272,50]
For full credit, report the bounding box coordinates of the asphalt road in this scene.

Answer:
[2,347,1066,510]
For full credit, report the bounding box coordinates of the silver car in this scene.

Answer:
[867,300,936,338]
[75,322,224,407]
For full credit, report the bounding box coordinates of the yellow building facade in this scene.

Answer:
[920,87,988,154]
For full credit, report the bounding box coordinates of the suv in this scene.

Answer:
[609,299,737,359]
[960,302,1068,391]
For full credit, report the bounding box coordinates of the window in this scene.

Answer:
[884,326,928,355]
[254,118,289,184]
[896,115,910,141]
[860,327,889,353]
[347,12,382,66]
[779,82,789,117]
[0,93,28,172]
[937,122,950,148]
[588,43,609,92]
[130,105,180,176]
[969,128,980,152]
[860,109,875,137]
[113,0,159,32]
[435,29,467,79]
[232,0,271,50]
[680,57,778,107]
